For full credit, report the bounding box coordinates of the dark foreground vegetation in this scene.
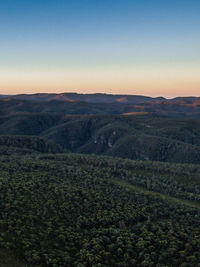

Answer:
[1,150,200,266]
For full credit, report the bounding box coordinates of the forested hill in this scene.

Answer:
[0,113,200,164]
[0,135,62,154]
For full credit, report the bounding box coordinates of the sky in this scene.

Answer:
[0,0,200,97]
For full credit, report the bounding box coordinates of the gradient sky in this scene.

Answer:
[0,0,200,97]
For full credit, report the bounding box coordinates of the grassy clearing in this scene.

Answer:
[110,178,200,210]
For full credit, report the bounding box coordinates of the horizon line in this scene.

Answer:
[0,91,200,100]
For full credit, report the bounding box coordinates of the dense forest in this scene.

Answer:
[0,151,200,266]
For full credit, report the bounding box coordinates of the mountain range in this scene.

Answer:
[1,92,200,103]
[0,93,165,103]
[0,93,200,118]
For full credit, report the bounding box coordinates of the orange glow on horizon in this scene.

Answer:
[0,66,200,98]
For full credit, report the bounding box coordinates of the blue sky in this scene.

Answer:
[0,0,200,96]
